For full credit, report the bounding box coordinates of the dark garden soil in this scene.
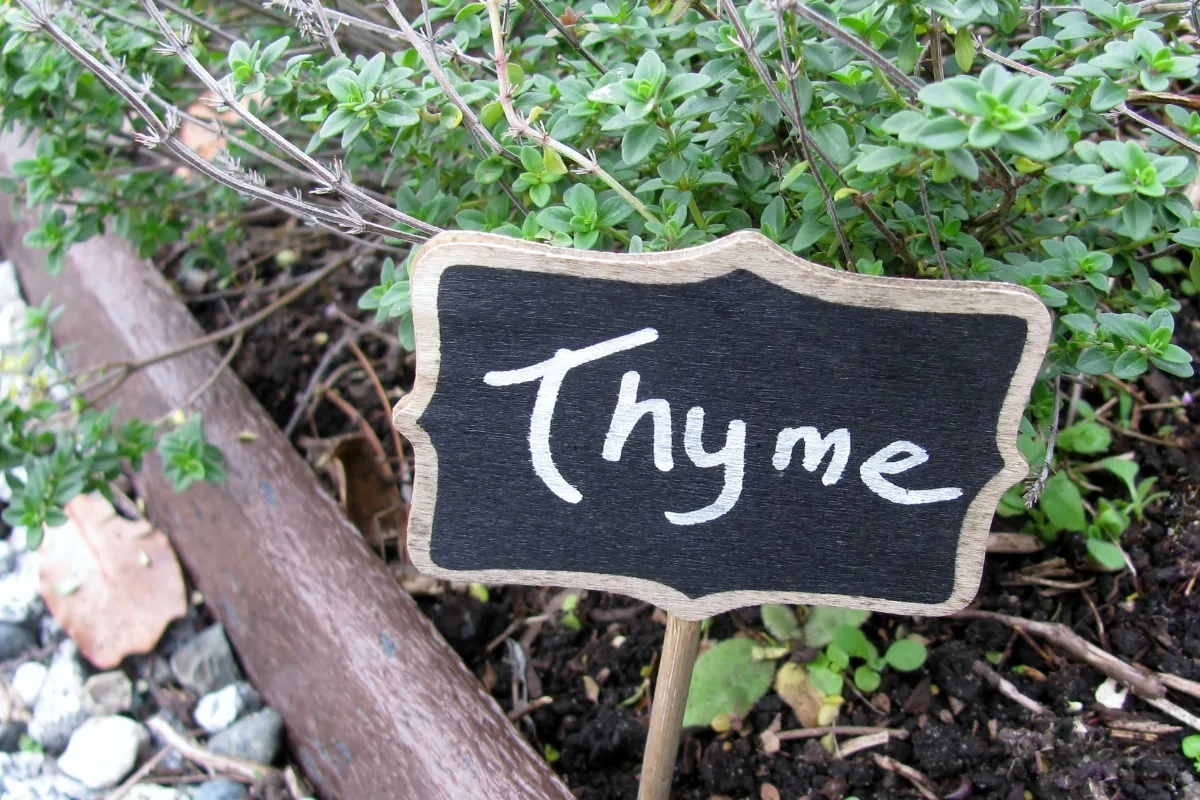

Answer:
[176,234,1200,800]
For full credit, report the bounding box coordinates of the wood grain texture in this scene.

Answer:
[0,139,572,800]
[637,615,701,800]
[396,231,1052,621]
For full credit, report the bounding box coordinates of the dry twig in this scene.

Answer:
[872,754,938,800]
[146,716,276,783]
[972,660,1051,715]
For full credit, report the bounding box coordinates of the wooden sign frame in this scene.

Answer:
[394,231,1051,620]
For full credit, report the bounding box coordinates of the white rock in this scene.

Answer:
[127,785,189,800]
[81,672,133,716]
[28,642,88,752]
[193,682,261,734]
[0,751,53,780]
[0,555,43,625]
[12,662,48,708]
[57,715,147,790]
[1095,677,1127,710]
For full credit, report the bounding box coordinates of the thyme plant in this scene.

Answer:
[0,0,1195,562]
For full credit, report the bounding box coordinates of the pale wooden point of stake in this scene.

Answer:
[638,613,703,800]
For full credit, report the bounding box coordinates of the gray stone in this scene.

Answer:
[28,642,88,753]
[170,625,240,695]
[0,622,35,660]
[12,662,48,708]
[57,715,146,790]
[206,707,283,765]
[81,672,133,716]
[193,682,261,734]
[38,615,65,649]
[0,556,42,625]
[0,721,26,752]
[189,779,250,800]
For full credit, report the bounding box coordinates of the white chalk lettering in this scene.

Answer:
[665,407,746,525]
[773,426,851,486]
[602,371,674,472]
[486,329,964,519]
[859,440,963,505]
[484,328,658,503]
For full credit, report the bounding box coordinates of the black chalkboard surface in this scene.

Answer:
[395,231,1051,619]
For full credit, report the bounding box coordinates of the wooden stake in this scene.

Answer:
[638,613,702,800]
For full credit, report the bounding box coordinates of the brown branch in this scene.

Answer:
[872,754,938,800]
[776,725,909,741]
[949,609,1166,699]
[380,0,518,164]
[527,0,607,74]
[916,168,949,279]
[346,336,409,483]
[972,660,1051,715]
[146,716,276,783]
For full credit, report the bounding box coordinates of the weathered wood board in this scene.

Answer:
[395,231,1051,620]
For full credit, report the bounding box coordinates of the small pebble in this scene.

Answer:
[0,721,26,752]
[189,778,250,800]
[170,625,240,695]
[0,622,35,661]
[11,662,48,708]
[193,682,261,734]
[82,671,133,716]
[206,707,283,765]
[28,641,88,752]
[57,714,147,790]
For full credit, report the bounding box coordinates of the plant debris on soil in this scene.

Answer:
[163,231,1200,799]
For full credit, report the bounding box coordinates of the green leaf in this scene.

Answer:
[918,77,981,114]
[954,26,975,73]
[633,50,667,88]
[563,183,597,218]
[1041,472,1086,531]
[1182,735,1200,760]
[1172,228,1200,246]
[916,117,970,151]
[474,156,506,185]
[662,73,710,102]
[543,148,569,176]
[318,107,357,139]
[682,638,776,728]
[1086,538,1127,570]
[520,146,544,173]
[375,100,419,128]
[529,182,552,207]
[760,196,787,241]
[760,604,799,641]
[853,665,882,693]
[1121,197,1153,240]
[884,638,927,672]
[856,146,912,173]
[1057,421,1111,454]
[1061,313,1095,335]
[803,606,869,648]
[622,123,662,165]
[1112,350,1148,378]
[1091,79,1127,111]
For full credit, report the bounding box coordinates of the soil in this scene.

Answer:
[179,238,1200,800]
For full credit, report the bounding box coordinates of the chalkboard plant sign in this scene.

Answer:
[394,230,1051,618]
[394,229,1050,799]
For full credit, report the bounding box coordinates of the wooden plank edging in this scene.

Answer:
[0,134,573,800]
